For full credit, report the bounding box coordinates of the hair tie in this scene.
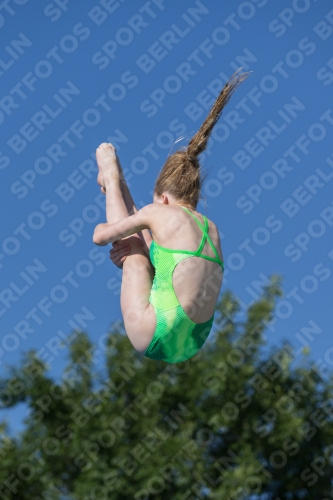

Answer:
[186,155,195,164]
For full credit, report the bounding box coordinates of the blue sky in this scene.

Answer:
[1,0,333,433]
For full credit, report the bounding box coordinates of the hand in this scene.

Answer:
[109,240,131,268]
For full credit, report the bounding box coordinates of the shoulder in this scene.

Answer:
[135,203,159,221]
[135,203,183,238]
[207,216,221,241]
[206,216,219,236]
[136,203,175,219]
[206,216,223,260]
[133,203,164,230]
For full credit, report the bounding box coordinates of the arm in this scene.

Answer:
[128,206,153,254]
[93,204,154,246]
[115,154,153,253]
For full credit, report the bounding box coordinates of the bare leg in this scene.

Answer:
[118,160,136,216]
[96,143,156,353]
[117,157,153,253]
[97,149,152,252]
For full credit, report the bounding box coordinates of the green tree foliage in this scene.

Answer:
[1,276,333,499]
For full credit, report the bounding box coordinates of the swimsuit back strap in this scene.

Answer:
[180,207,222,264]
[196,215,208,254]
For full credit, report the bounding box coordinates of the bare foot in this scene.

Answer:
[96,162,106,195]
[97,172,106,194]
[96,143,125,194]
[96,143,117,193]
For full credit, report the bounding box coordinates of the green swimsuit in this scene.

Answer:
[144,206,224,364]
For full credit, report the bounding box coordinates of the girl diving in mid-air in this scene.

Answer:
[93,70,249,363]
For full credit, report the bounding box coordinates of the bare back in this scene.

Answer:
[149,204,224,323]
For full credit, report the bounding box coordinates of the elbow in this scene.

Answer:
[92,232,102,245]
[93,234,106,246]
[93,226,106,246]
[93,234,99,245]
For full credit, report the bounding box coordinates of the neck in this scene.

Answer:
[176,202,196,210]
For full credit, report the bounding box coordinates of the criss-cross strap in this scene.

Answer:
[180,207,223,266]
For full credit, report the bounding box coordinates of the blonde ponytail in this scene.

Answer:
[154,69,250,207]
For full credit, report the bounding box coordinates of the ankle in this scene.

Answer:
[103,171,120,185]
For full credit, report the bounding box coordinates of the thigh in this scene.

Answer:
[120,236,156,353]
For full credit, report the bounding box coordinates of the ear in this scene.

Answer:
[161,194,169,204]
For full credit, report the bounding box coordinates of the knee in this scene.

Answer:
[122,236,154,279]
[125,235,145,256]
